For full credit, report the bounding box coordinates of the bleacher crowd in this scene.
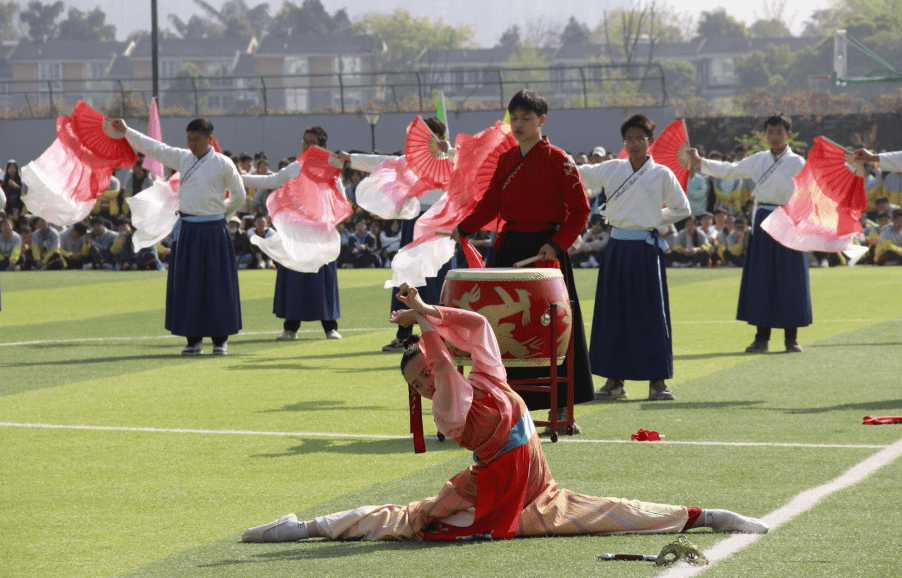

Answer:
[2,141,902,273]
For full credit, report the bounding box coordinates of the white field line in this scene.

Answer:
[0,328,385,347]
[657,436,902,578]
[0,422,889,450]
[1,318,898,348]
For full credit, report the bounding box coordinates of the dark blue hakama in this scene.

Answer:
[165,219,242,337]
[273,262,340,321]
[736,207,812,329]
[589,236,673,381]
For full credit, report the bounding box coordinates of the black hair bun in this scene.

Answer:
[402,334,420,348]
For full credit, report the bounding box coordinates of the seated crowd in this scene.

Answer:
[3,144,902,272]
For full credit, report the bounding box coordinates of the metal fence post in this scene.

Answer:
[415,72,425,111]
[48,81,54,117]
[192,78,199,116]
[497,70,504,109]
[260,76,268,115]
[579,66,588,108]
[338,71,345,113]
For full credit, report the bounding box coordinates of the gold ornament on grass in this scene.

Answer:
[655,535,709,567]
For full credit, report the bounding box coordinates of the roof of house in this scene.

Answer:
[130,36,257,60]
[8,40,130,62]
[256,34,375,56]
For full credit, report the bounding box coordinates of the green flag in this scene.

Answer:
[502,109,510,125]
[437,93,449,142]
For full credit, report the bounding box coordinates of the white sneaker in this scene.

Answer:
[705,509,769,534]
[276,330,298,341]
[326,329,342,339]
[181,343,202,356]
[213,343,228,355]
[242,513,307,543]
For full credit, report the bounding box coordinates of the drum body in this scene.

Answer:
[440,268,572,366]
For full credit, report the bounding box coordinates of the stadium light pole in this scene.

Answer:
[151,0,159,101]
[364,111,380,153]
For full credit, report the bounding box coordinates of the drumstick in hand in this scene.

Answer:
[514,255,542,268]
[435,230,453,236]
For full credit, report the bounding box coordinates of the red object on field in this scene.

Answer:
[631,428,661,441]
[862,416,902,425]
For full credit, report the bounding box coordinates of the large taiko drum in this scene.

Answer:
[440,268,572,367]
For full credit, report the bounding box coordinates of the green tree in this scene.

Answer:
[269,0,346,36]
[695,8,750,39]
[19,0,63,41]
[596,2,686,70]
[164,61,212,114]
[354,8,475,73]
[750,18,791,38]
[801,9,842,37]
[56,7,116,41]
[496,25,521,49]
[657,59,697,101]
[560,16,591,45]
[168,14,223,38]
[0,1,23,41]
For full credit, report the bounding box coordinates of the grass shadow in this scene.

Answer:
[637,400,768,410]
[201,539,458,568]
[262,400,386,413]
[250,436,457,457]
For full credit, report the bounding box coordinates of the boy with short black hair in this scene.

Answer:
[689,112,810,354]
[579,113,691,401]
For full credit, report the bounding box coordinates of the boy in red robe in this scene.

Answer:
[450,90,593,432]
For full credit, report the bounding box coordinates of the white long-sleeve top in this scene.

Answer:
[578,157,690,230]
[880,151,902,173]
[700,148,805,206]
[241,160,347,198]
[125,127,246,219]
[350,150,454,210]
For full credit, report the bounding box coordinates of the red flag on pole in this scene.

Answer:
[761,136,868,254]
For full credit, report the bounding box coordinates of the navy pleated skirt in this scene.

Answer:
[490,229,595,410]
[589,237,673,381]
[273,262,340,321]
[165,219,242,337]
[737,207,812,328]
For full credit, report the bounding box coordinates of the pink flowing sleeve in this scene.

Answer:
[418,306,507,438]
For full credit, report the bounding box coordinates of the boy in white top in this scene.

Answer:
[109,117,246,356]
[688,113,810,354]
[578,114,690,401]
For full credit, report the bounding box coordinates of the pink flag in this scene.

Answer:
[386,121,515,287]
[761,136,868,254]
[142,99,165,180]
[21,102,137,226]
[252,146,353,273]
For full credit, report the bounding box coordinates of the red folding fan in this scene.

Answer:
[648,119,691,192]
[404,116,453,189]
[70,101,138,164]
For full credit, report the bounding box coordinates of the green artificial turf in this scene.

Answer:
[1,267,900,578]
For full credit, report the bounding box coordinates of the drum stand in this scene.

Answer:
[439,301,576,445]
[506,301,575,442]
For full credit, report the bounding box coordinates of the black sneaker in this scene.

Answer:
[745,339,769,353]
[381,338,405,352]
[785,340,803,353]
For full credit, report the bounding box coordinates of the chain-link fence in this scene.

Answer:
[0,63,666,119]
